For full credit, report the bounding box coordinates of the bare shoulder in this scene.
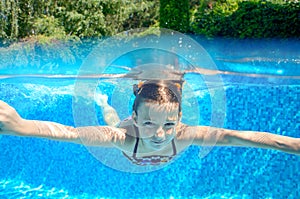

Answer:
[173,123,205,150]
[118,118,135,137]
[175,123,208,140]
[113,118,136,151]
[118,117,133,128]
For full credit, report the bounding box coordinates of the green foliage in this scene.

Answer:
[191,0,300,38]
[0,0,159,69]
[0,0,299,45]
[123,0,159,29]
[0,0,159,43]
[159,0,190,32]
[31,15,67,38]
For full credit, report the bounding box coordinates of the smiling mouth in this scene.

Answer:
[151,140,165,144]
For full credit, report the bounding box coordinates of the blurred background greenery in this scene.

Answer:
[0,0,299,69]
[0,0,299,43]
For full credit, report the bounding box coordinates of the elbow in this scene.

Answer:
[293,138,300,155]
[275,138,300,155]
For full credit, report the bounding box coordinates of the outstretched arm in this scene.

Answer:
[180,125,300,155]
[94,92,121,127]
[0,100,125,146]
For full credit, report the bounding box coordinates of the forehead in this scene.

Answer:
[137,101,179,120]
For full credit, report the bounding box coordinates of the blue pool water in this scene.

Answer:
[0,35,300,198]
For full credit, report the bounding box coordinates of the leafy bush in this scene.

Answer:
[191,0,300,38]
[0,0,299,43]
[0,0,159,44]
[0,0,159,67]
[159,0,190,32]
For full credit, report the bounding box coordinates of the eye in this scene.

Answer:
[143,121,155,127]
[164,122,176,128]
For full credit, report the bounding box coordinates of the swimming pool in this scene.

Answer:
[0,32,299,198]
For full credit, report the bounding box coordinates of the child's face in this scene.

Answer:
[133,101,180,150]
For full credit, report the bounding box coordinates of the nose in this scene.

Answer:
[155,127,165,139]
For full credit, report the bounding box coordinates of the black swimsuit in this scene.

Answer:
[122,126,177,166]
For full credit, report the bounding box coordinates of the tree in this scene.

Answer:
[159,0,190,33]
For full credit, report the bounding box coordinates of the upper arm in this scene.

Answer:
[102,106,121,127]
[193,126,231,146]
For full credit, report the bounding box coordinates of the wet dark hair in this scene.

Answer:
[132,80,183,115]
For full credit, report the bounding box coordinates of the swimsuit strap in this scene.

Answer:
[132,125,140,158]
[171,139,177,156]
